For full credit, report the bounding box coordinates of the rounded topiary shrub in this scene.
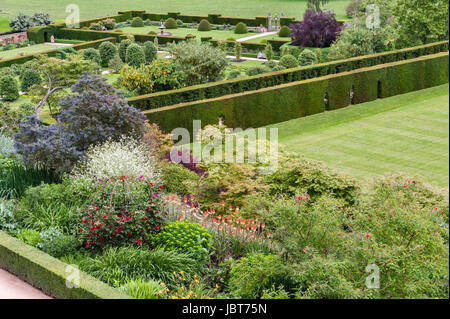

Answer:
[279,54,299,69]
[20,69,41,92]
[148,31,157,35]
[119,39,133,62]
[0,75,20,101]
[143,41,157,63]
[197,19,211,31]
[89,22,103,30]
[82,48,102,65]
[108,54,124,73]
[278,25,291,37]
[298,48,318,66]
[126,43,146,68]
[99,41,118,67]
[246,65,272,76]
[131,17,145,27]
[227,69,242,80]
[234,22,248,34]
[164,17,178,29]
[176,19,183,26]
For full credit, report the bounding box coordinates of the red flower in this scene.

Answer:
[79,229,83,232]
[153,225,159,230]
[136,238,141,244]
[365,234,370,239]
[159,185,163,190]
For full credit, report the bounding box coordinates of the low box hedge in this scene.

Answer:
[129,41,449,111]
[143,52,449,135]
[0,231,131,299]
[0,37,117,68]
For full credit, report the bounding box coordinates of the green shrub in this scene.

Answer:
[99,41,118,67]
[37,227,80,258]
[234,42,242,61]
[17,228,41,247]
[234,22,248,34]
[14,178,90,233]
[108,54,124,73]
[155,221,213,260]
[176,19,184,26]
[229,253,285,298]
[264,156,358,205]
[0,75,19,101]
[298,48,318,66]
[89,22,103,31]
[164,18,178,29]
[0,200,18,234]
[279,54,299,69]
[131,17,145,28]
[143,41,157,63]
[120,279,162,299]
[82,48,101,65]
[20,69,41,92]
[119,39,133,62]
[168,41,229,86]
[264,43,274,61]
[265,60,278,69]
[55,47,77,60]
[246,65,271,76]
[197,19,211,32]
[101,18,116,30]
[278,25,291,38]
[126,43,146,67]
[227,69,242,80]
[161,162,197,195]
[74,246,204,287]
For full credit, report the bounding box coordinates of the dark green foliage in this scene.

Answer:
[37,228,80,258]
[9,13,33,32]
[0,160,60,199]
[143,53,449,135]
[0,75,19,101]
[131,17,145,28]
[161,162,198,195]
[89,23,103,31]
[73,246,204,287]
[279,54,299,69]
[198,19,211,32]
[278,25,291,38]
[20,69,41,92]
[119,39,133,62]
[126,43,146,68]
[55,47,77,60]
[264,156,358,205]
[227,69,242,80]
[298,49,318,66]
[143,41,157,63]
[246,65,272,76]
[164,18,178,29]
[99,41,118,67]
[234,22,248,34]
[82,48,101,65]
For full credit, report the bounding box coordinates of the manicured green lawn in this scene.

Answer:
[0,43,57,59]
[250,34,290,42]
[266,84,450,187]
[0,15,11,32]
[121,26,251,41]
[3,0,351,21]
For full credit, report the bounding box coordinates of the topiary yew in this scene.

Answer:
[197,19,211,31]
[234,22,248,34]
[99,41,118,67]
[164,18,178,29]
[126,43,146,68]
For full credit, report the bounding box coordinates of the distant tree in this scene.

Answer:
[307,0,329,12]
[393,0,449,46]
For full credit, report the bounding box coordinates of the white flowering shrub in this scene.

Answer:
[71,136,161,183]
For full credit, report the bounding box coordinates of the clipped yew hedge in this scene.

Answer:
[0,37,117,68]
[129,41,449,110]
[143,52,449,135]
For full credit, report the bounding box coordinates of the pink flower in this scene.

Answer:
[365,234,370,239]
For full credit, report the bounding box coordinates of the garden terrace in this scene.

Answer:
[143,52,449,135]
[129,41,449,111]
